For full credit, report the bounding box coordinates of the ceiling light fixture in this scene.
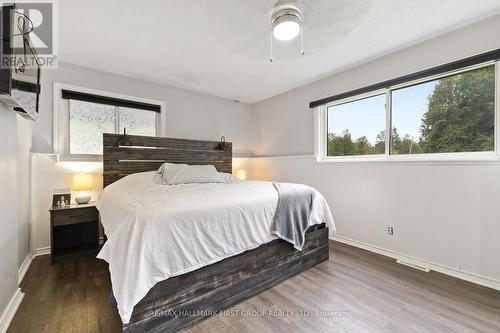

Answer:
[273,14,301,41]
[270,0,304,62]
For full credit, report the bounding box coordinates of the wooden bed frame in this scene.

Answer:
[102,133,329,332]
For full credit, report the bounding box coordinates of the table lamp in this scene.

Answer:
[73,173,92,204]
[236,169,247,181]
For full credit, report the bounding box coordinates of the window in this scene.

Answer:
[327,94,386,156]
[119,107,157,137]
[391,65,494,155]
[68,101,158,155]
[69,100,116,155]
[54,83,165,159]
[318,63,498,161]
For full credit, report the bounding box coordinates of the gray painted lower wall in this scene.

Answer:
[250,15,500,287]
[252,156,500,288]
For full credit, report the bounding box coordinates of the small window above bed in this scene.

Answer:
[53,83,166,160]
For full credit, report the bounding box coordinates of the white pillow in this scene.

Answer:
[154,163,234,185]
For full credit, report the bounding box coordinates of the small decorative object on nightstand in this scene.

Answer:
[73,173,93,204]
[49,202,99,263]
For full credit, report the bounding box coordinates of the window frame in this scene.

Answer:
[53,82,167,161]
[316,61,500,163]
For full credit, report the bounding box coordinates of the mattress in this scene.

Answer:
[96,171,335,323]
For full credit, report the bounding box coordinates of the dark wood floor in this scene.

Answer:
[8,242,500,333]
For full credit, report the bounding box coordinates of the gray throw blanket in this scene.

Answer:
[272,182,315,251]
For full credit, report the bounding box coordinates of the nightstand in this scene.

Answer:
[49,202,99,263]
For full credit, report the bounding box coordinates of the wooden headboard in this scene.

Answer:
[103,133,232,187]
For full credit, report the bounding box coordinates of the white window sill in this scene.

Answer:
[54,154,103,163]
[317,153,500,165]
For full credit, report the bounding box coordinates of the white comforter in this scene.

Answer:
[96,172,335,324]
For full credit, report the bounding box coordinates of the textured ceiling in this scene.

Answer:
[59,0,500,103]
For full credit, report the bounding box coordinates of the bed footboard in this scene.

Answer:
[123,224,329,333]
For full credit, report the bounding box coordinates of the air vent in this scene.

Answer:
[396,259,430,272]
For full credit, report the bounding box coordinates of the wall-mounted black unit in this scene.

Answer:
[0,5,41,121]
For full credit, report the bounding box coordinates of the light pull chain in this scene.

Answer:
[270,28,274,63]
[300,24,304,55]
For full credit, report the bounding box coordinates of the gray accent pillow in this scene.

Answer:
[154,163,236,185]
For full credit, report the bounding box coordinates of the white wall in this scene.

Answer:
[31,156,103,253]
[0,106,20,323]
[250,14,500,287]
[30,61,255,253]
[252,156,500,286]
[30,156,252,252]
[252,14,500,156]
[17,118,33,267]
[34,61,253,156]
[23,8,500,292]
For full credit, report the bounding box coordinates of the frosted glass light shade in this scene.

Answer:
[273,14,300,41]
[73,173,93,191]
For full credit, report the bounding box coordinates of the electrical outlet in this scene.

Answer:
[387,226,394,235]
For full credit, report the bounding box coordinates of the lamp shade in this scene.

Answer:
[73,173,93,191]
[236,169,247,181]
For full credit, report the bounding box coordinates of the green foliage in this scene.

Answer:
[420,66,494,153]
[327,130,354,156]
[327,66,494,156]
[327,130,386,156]
[327,128,421,156]
[391,128,422,155]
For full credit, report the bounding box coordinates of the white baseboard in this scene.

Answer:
[0,288,24,333]
[35,246,50,256]
[19,248,50,285]
[18,253,33,285]
[332,235,500,292]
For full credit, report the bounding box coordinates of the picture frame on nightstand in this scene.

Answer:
[52,187,71,206]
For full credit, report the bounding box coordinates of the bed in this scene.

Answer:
[99,133,334,332]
